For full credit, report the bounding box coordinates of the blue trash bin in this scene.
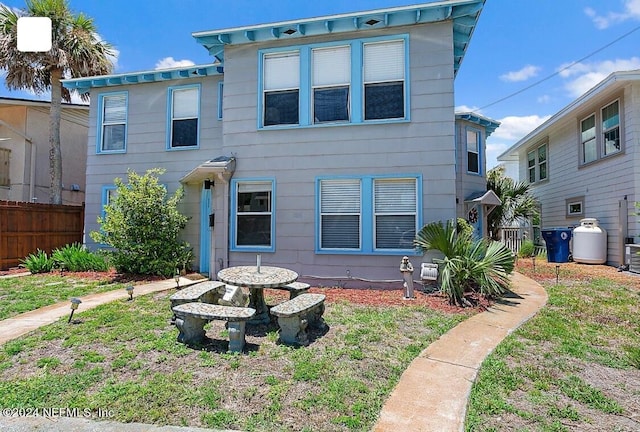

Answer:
[541,228,572,263]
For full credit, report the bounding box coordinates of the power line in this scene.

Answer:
[477,23,640,111]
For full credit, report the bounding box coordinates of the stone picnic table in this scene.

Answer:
[217,265,298,324]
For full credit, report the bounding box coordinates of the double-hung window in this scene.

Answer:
[98,92,127,153]
[232,180,275,251]
[602,100,620,156]
[263,51,300,126]
[168,85,200,149]
[319,179,361,249]
[527,142,547,183]
[317,175,419,253]
[466,129,480,174]
[312,46,350,123]
[581,114,597,164]
[259,36,407,128]
[579,98,623,165]
[363,40,405,120]
[374,179,417,249]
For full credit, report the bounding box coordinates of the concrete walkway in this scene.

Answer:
[374,272,547,431]
[0,272,546,432]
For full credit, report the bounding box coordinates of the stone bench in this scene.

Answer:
[277,281,311,299]
[172,302,256,352]
[269,293,326,346]
[169,280,226,308]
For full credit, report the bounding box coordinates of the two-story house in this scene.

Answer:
[0,97,88,205]
[498,70,640,267]
[62,0,499,284]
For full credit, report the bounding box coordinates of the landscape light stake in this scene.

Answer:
[174,269,180,289]
[68,298,82,323]
[556,265,560,284]
[125,285,134,301]
[532,256,536,272]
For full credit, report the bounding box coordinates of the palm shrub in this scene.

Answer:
[90,168,194,277]
[21,250,54,273]
[51,243,109,272]
[414,220,515,306]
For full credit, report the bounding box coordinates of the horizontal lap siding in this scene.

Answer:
[221,23,456,282]
[526,84,640,266]
[84,78,223,257]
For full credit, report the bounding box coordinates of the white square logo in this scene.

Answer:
[17,17,52,52]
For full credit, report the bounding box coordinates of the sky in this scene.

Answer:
[1,0,640,169]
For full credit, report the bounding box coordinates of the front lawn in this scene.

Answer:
[466,261,640,431]
[0,288,469,431]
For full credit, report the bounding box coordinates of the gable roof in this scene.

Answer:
[498,69,640,160]
[192,0,485,77]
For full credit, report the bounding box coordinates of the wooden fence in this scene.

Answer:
[0,201,84,270]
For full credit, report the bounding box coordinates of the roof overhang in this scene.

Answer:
[465,189,501,207]
[62,63,223,92]
[456,111,500,136]
[192,0,485,77]
[180,156,236,185]
[498,69,640,161]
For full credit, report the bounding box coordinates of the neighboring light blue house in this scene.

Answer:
[63,0,499,286]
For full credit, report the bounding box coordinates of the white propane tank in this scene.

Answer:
[572,218,607,264]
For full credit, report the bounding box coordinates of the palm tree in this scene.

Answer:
[0,0,114,204]
[414,220,515,306]
[486,166,539,241]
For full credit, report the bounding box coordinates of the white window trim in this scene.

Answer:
[167,84,201,150]
[578,97,624,166]
[527,142,548,183]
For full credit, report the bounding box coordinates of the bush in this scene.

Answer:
[90,168,194,277]
[518,239,536,258]
[51,243,109,272]
[21,250,54,273]
[414,220,515,306]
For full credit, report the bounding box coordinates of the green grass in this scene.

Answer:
[0,288,469,431]
[0,274,125,320]
[465,269,640,431]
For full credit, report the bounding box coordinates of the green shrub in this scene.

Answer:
[51,243,109,272]
[21,250,54,273]
[90,168,194,277]
[414,220,515,306]
[518,239,536,258]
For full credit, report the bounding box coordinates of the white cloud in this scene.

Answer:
[558,57,640,97]
[155,57,195,70]
[537,94,551,104]
[584,0,640,29]
[454,104,481,113]
[491,115,551,141]
[500,65,541,82]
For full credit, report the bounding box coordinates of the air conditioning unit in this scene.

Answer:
[626,244,640,273]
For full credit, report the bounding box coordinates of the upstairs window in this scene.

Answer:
[363,40,405,120]
[466,129,480,174]
[169,85,199,149]
[581,114,597,164]
[528,142,547,183]
[263,51,300,126]
[98,92,127,153]
[312,46,350,123]
[602,100,620,156]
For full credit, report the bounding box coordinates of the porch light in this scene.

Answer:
[125,285,134,301]
[68,298,82,323]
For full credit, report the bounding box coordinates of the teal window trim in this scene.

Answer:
[465,126,482,175]
[96,91,128,154]
[258,34,410,130]
[217,81,224,120]
[97,185,117,247]
[166,83,201,150]
[230,178,276,252]
[315,174,422,255]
